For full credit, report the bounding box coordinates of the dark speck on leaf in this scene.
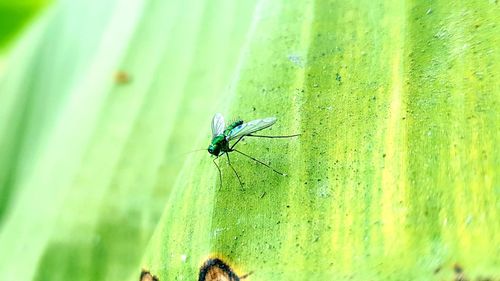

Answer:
[335,73,341,82]
[433,266,441,274]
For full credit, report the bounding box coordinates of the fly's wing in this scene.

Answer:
[211,113,226,137]
[227,117,277,140]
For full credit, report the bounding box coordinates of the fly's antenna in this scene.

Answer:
[173,148,206,159]
[183,148,206,155]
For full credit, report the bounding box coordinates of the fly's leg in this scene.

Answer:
[247,133,301,138]
[212,156,223,190]
[232,149,287,176]
[226,153,244,189]
[229,134,299,150]
[230,136,244,150]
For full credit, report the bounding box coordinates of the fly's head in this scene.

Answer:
[208,135,225,156]
[207,144,219,156]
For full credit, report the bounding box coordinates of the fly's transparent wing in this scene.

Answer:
[211,113,225,137]
[227,117,277,140]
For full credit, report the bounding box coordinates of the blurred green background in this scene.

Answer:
[0,0,48,49]
[0,0,498,280]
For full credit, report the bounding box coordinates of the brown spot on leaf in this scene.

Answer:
[453,263,469,281]
[454,263,464,274]
[198,258,252,281]
[140,269,159,281]
[115,71,131,84]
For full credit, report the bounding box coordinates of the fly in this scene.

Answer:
[208,113,299,189]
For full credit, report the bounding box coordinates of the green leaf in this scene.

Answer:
[0,0,498,280]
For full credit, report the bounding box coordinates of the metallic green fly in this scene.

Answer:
[208,113,299,189]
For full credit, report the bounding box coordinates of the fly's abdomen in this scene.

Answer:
[224,120,243,136]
